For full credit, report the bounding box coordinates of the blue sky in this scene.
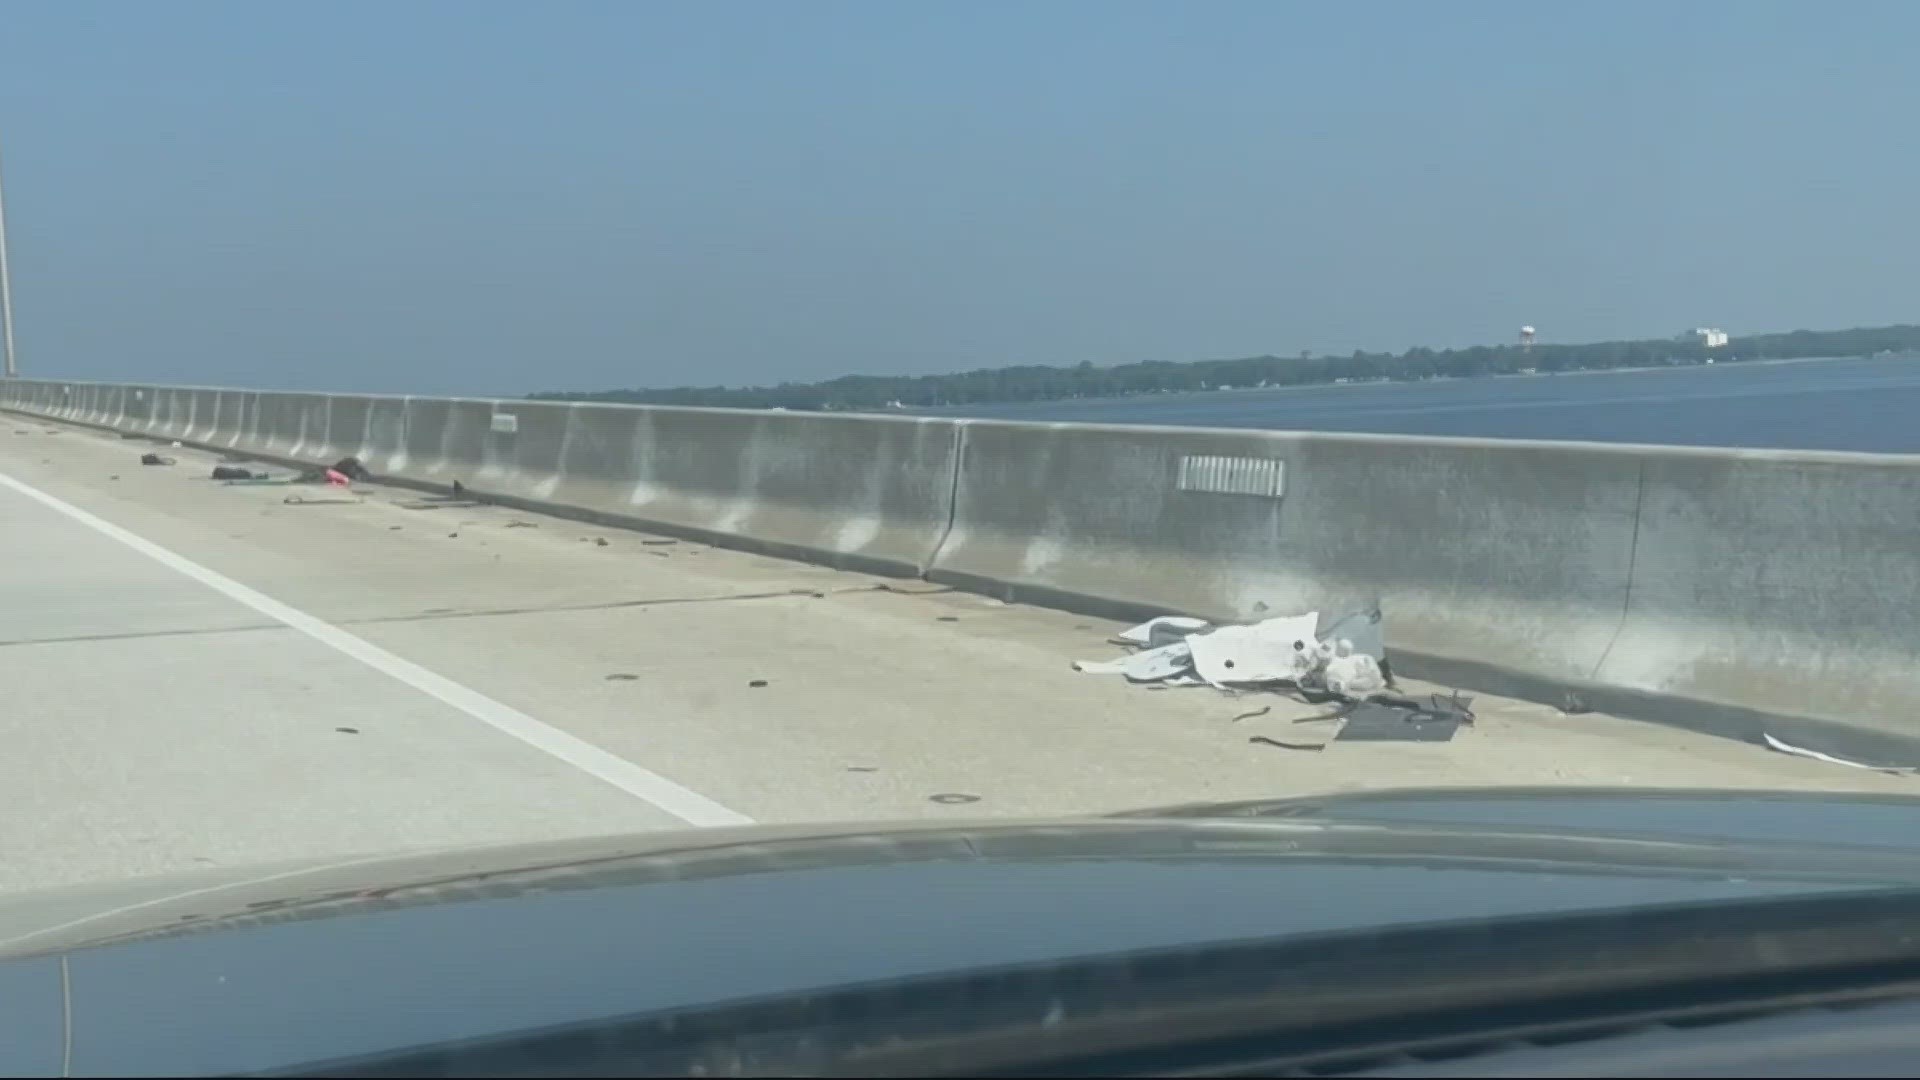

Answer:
[0,1,1912,395]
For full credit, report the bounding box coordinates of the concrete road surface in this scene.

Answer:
[0,417,1911,893]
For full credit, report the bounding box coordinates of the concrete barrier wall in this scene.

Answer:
[0,379,963,578]
[929,421,1643,691]
[540,403,964,572]
[1594,449,1920,756]
[459,400,965,573]
[928,420,1920,760]
[7,376,1920,757]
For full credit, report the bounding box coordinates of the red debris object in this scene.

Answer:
[325,468,350,486]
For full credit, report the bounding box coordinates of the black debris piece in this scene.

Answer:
[118,433,143,440]
[641,539,677,546]
[139,453,176,466]
[1334,693,1474,744]
[594,537,610,547]
[846,766,879,773]
[451,480,466,498]
[1231,705,1272,722]
[1250,735,1327,751]
[504,520,538,528]
[447,532,459,538]
[929,793,981,805]
[210,464,260,480]
[646,550,670,558]
[748,679,769,688]
[330,456,372,481]
[936,616,959,622]
[109,475,120,481]
[1370,690,1475,722]
[1335,705,1459,743]
[388,525,402,530]
[335,727,360,735]
[605,673,639,682]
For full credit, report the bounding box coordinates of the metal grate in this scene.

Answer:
[1176,454,1285,498]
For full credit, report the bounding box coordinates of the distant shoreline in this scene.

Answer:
[536,325,1920,412]
[911,352,1874,416]
[1528,352,1857,381]
[898,355,1920,455]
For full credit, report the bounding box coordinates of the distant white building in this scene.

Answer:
[1692,327,1730,349]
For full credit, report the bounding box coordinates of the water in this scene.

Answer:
[926,356,1920,454]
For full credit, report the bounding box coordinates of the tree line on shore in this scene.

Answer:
[531,323,1920,412]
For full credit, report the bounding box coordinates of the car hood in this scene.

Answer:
[7,787,1920,1076]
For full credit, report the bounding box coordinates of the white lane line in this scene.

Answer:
[0,469,754,828]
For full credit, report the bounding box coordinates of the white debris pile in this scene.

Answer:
[1074,608,1390,698]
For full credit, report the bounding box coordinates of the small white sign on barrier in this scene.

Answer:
[1176,454,1285,498]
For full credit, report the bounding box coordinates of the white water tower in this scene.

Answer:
[1519,325,1536,353]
